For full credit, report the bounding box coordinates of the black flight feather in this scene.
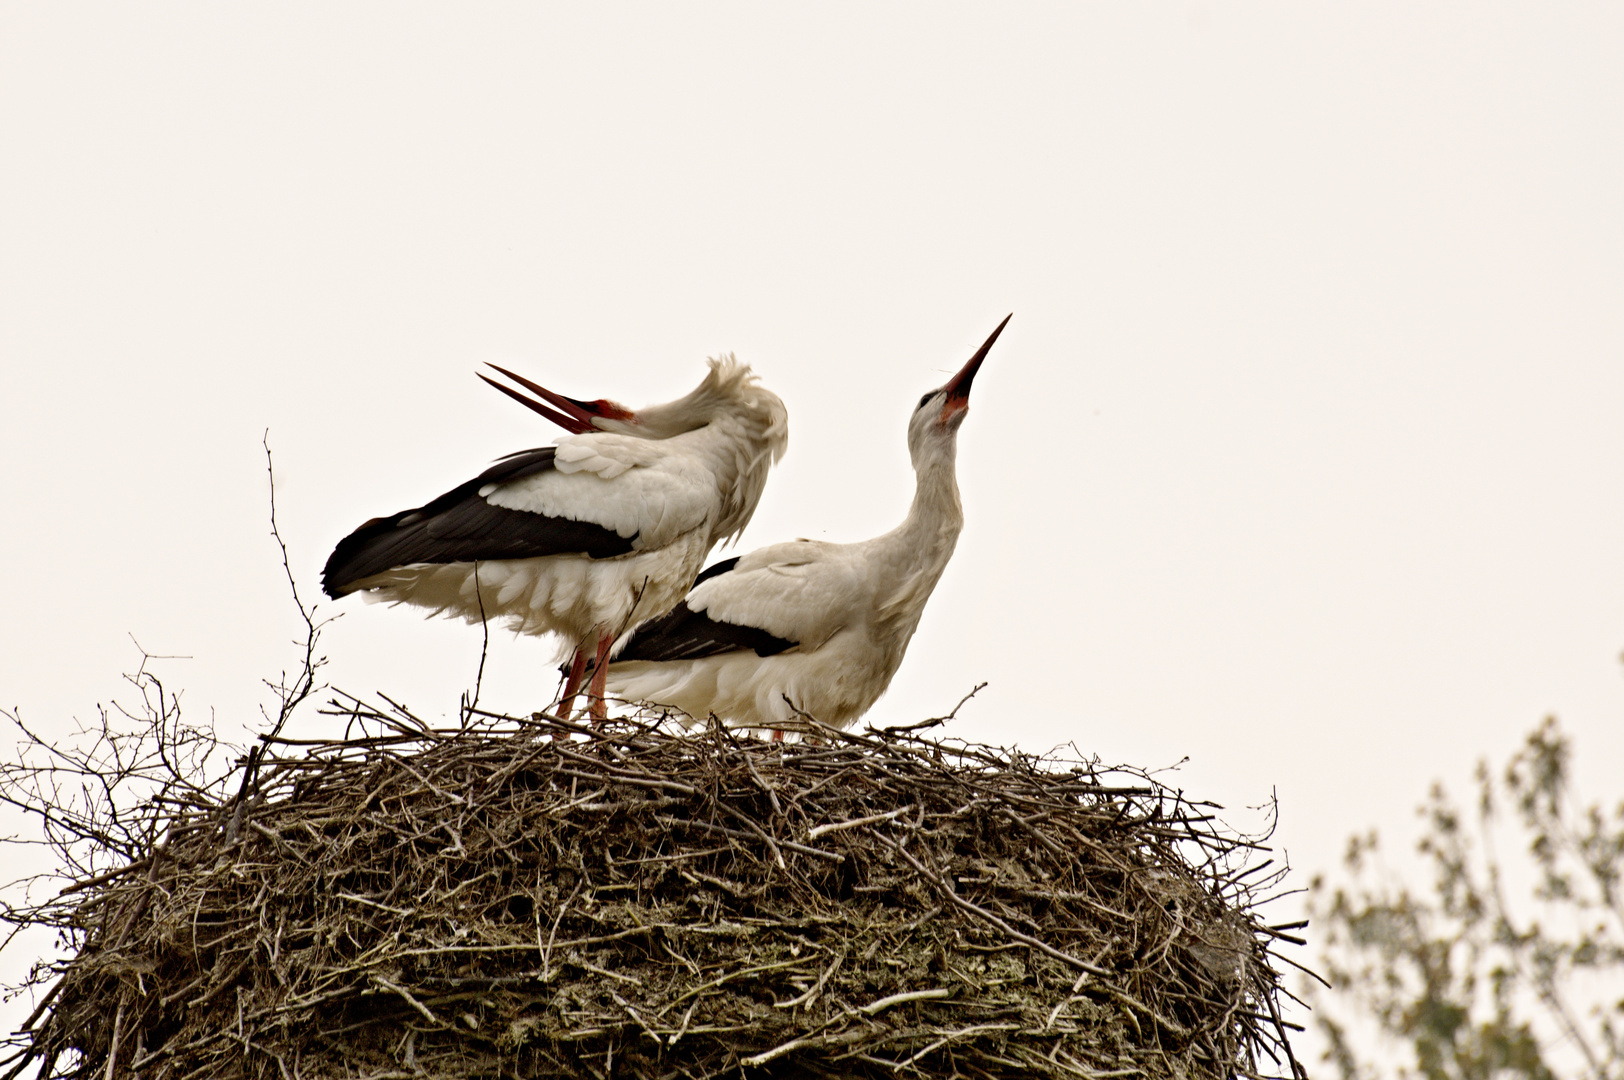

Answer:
[322,447,637,597]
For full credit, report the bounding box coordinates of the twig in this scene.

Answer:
[462,560,490,725]
[857,986,953,1015]
[371,976,440,1025]
[807,805,915,839]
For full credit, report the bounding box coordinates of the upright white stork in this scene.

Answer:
[321,356,789,717]
[603,316,1010,733]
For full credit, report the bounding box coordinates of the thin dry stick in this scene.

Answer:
[463,560,491,725]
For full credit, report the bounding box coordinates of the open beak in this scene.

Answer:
[480,364,637,435]
[940,313,1012,417]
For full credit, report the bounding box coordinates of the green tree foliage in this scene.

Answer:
[1308,718,1624,1080]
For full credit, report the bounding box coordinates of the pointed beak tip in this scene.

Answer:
[480,365,599,434]
[942,314,1012,402]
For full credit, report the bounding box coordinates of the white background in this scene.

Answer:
[3,4,1622,1066]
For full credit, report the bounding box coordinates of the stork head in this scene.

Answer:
[480,364,644,435]
[480,355,788,455]
[907,314,1010,458]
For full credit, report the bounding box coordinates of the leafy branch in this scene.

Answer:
[1308,718,1624,1080]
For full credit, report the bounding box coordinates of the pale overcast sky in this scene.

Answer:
[3,3,1622,1056]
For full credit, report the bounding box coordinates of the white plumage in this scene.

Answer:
[322,355,788,716]
[605,316,1010,733]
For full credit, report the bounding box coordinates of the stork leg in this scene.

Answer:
[586,630,615,721]
[556,645,590,719]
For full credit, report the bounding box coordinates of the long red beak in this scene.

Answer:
[942,313,1012,406]
[480,363,636,434]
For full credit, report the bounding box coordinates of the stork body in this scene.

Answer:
[322,356,788,716]
[605,317,1009,732]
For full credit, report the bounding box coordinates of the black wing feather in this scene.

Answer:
[322,447,636,597]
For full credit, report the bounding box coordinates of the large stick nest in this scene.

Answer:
[5,704,1304,1080]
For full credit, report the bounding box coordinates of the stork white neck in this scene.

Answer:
[868,404,968,643]
[686,361,789,546]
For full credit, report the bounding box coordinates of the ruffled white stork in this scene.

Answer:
[321,356,789,717]
[603,316,1010,734]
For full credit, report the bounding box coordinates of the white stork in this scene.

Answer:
[603,316,1010,734]
[321,356,789,717]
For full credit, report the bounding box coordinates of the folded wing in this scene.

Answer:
[322,447,635,596]
[613,541,868,662]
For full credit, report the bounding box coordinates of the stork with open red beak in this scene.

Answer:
[321,355,789,718]
[603,316,1010,734]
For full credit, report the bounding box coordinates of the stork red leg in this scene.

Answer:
[556,646,589,719]
[586,630,615,721]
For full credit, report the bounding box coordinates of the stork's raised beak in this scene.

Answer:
[481,364,637,435]
[941,313,1012,416]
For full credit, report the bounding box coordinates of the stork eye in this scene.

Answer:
[916,391,935,410]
